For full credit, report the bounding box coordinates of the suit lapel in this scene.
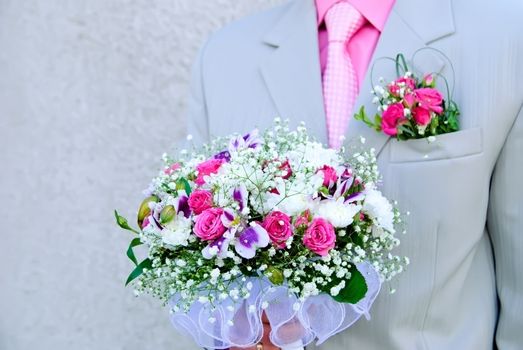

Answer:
[260,0,327,143]
[260,0,455,154]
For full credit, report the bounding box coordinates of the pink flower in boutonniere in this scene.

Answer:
[414,88,444,115]
[422,73,435,87]
[353,52,460,140]
[412,106,432,126]
[403,92,416,108]
[381,103,407,136]
[388,77,416,97]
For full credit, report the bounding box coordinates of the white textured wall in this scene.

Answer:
[0,1,284,349]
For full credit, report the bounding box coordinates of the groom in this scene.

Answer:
[187,0,523,349]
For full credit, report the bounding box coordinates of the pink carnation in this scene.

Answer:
[195,159,224,186]
[262,211,293,248]
[193,208,226,241]
[188,190,213,215]
[381,103,407,136]
[414,88,444,114]
[317,165,337,188]
[303,218,336,256]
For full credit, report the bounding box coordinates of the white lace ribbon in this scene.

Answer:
[169,262,381,349]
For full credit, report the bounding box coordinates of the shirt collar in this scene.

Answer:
[316,0,396,32]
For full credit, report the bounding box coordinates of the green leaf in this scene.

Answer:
[398,125,415,137]
[354,106,364,121]
[126,237,143,266]
[430,115,439,135]
[318,186,330,196]
[114,210,140,234]
[176,177,192,195]
[354,106,376,128]
[395,53,409,77]
[330,265,368,304]
[374,114,382,125]
[125,258,152,286]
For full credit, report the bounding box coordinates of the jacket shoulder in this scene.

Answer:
[454,0,523,35]
[201,1,293,61]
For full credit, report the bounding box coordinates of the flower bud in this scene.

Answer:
[137,195,159,228]
[422,74,436,88]
[266,267,284,285]
[160,205,176,224]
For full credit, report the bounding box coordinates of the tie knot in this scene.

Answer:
[325,2,365,43]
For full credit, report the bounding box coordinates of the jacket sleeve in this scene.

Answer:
[186,37,212,146]
[488,104,523,350]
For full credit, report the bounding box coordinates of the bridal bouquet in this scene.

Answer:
[115,119,408,349]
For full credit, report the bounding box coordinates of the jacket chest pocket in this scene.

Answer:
[388,127,483,163]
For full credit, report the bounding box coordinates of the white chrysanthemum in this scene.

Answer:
[363,188,395,233]
[317,198,361,228]
[262,177,315,216]
[288,141,340,170]
[162,214,192,246]
[280,193,310,216]
[263,192,310,217]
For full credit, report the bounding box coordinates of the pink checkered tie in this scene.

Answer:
[323,2,365,149]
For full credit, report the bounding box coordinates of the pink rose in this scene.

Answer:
[388,77,416,96]
[412,106,432,126]
[317,165,337,188]
[193,208,226,241]
[262,211,293,248]
[303,218,336,256]
[188,190,213,215]
[414,88,444,114]
[381,102,407,136]
[195,159,224,185]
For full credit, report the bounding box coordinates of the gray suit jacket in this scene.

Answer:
[186,0,523,348]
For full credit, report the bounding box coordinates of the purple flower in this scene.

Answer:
[234,223,270,259]
[345,192,365,203]
[202,236,230,259]
[228,129,262,152]
[175,194,191,218]
[339,167,353,181]
[333,177,354,199]
[233,184,248,212]
[220,208,236,228]
[242,129,262,149]
[213,150,231,162]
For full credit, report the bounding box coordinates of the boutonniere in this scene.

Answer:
[354,53,460,141]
